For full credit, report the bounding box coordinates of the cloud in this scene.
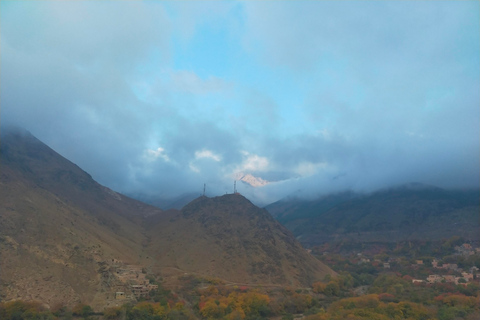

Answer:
[294,161,328,177]
[234,151,270,173]
[195,149,222,162]
[1,1,478,205]
[171,71,230,95]
[145,147,170,162]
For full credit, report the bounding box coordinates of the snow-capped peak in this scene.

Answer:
[234,173,269,187]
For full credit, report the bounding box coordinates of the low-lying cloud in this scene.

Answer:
[1,1,478,206]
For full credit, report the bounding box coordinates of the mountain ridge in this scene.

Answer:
[0,128,333,309]
[265,185,480,247]
[144,193,335,286]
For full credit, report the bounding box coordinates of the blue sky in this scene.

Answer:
[1,1,479,204]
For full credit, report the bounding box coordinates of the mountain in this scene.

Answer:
[267,191,359,223]
[265,185,480,247]
[235,173,269,187]
[0,127,333,309]
[0,128,160,309]
[145,194,334,287]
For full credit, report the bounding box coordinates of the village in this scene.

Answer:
[105,259,158,302]
[313,238,480,294]
[412,243,480,285]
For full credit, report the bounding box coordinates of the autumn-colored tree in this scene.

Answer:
[439,294,479,308]
[0,301,54,320]
[377,293,396,303]
[225,309,245,320]
[72,303,93,318]
[407,303,432,319]
[199,299,228,319]
[312,281,327,294]
[128,301,170,320]
[205,286,219,296]
[103,306,122,320]
[287,293,313,314]
[239,290,270,318]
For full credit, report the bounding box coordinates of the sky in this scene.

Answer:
[1,1,479,205]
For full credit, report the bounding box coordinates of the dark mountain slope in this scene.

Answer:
[268,191,358,223]
[266,185,479,247]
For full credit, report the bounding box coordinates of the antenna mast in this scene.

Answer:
[203,183,206,196]
[234,180,237,194]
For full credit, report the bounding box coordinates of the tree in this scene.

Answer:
[103,307,122,320]
[0,301,54,320]
[72,304,93,318]
[324,281,340,297]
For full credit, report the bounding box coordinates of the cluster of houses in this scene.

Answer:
[422,272,474,285]
[454,243,480,256]
[352,243,479,287]
[110,260,158,300]
[410,243,480,286]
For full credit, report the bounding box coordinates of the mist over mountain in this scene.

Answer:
[2,1,478,205]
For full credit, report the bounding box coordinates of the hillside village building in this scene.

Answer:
[111,263,159,300]
[131,284,159,298]
[115,292,126,300]
[426,273,473,285]
[427,275,443,283]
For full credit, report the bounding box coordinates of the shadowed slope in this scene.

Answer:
[266,185,480,246]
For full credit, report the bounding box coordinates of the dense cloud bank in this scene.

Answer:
[1,1,478,204]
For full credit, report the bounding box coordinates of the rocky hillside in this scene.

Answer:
[146,194,335,287]
[0,128,333,309]
[0,128,161,309]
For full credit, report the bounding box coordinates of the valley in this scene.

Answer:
[2,237,479,320]
[0,129,478,320]
[2,1,478,318]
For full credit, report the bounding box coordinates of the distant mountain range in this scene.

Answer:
[0,128,334,309]
[265,184,480,247]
